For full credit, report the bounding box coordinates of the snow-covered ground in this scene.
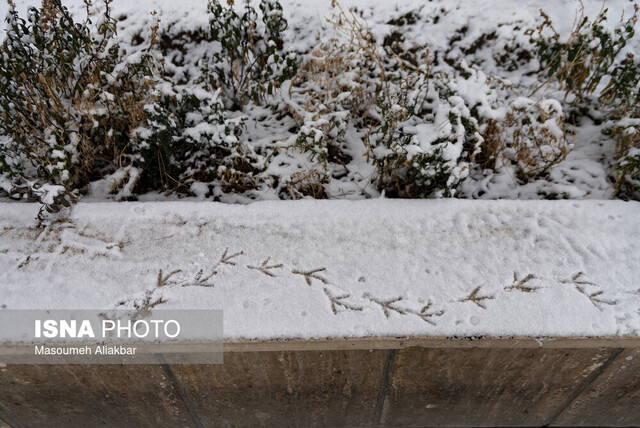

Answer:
[0,199,638,339]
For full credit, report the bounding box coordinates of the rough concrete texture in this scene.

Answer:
[171,350,387,427]
[0,345,637,427]
[380,347,618,427]
[0,364,194,427]
[552,348,640,427]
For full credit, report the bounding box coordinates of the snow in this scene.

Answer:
[0,199,638,340]
[32,184,66,206]
[0,1,639,341]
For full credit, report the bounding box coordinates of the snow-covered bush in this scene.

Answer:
[0,0,158,214]
[104,165,140,201]
[367,71,478,198]
[201,0,298,109]
[290,7,382,117]
[293,114,348,168]
[612,120,640,199]
[616,148,640,199]
[283,3,383,197]
[494,98,572,179]
[530,4,639,107]
[130,85,252,196]
[288,38,376,164]
[282,111,348,198]
[529,4,639,194]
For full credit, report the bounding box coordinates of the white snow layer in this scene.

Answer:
[0,200,638,339]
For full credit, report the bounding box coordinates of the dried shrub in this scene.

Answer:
[284,170,327,199]
[475,118,502,171]
[529,2,639,107]
[529,3,640,191]
[482,98,572,180]
[290,2,384,117]
[290,39,378,118]
[283,1,386,197]
[506,98,572,179]
[0,0,158,214]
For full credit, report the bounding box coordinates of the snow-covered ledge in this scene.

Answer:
[1,200,640,427]
[0,199,638,340]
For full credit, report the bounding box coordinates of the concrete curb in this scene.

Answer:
[0,337,638,426]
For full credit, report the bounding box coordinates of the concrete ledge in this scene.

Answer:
[0,338,638,427]
[1,201,639,425]
[2,200,639,340]
[223,335,640,351]
[3,335,640,355]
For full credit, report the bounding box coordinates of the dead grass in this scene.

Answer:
[612,123,640,195]
[479,99,573,180]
